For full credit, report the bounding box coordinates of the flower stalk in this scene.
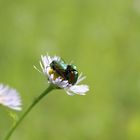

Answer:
[4,54,89,140]
[4,84,54,140]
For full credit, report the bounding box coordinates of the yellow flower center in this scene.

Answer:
[48,68,64,80]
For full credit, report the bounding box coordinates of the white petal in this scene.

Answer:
[47,55,52,64]
[58,80,69,88]
[76,73,86,84]
[52,56,60,62]
[40,61,44,71]
[41,55,52,68]
[41,55,48,68]
[0,84,22,111]
[78,73,83,79]
[33,65,42,73]
[53,77,69,88]
[68,85,89,95]
[48,74,54,83]
[65,90,75,96]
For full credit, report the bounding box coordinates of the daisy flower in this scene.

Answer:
[0,84,22,111]
[36,54,89,96]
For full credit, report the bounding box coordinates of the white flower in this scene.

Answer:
[0,84,22,111]
[36,54,89,96]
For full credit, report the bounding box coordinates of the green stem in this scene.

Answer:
[4,84,54,140]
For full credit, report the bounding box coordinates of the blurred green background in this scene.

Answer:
[0,0,140,140]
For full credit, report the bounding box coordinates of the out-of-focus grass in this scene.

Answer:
[0,0,140,140]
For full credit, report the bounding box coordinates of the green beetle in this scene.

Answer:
[50,60,78,85]
[50,60,67,79]
[65,65,78,85]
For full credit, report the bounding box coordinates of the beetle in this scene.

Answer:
[65,65,78,85]
[50,60,78,85]
[50,60,67,79]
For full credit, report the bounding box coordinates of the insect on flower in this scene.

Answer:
[35,54,89,96]
[50,60,78,85]
[65,64,78,85]
[50,60,67,80]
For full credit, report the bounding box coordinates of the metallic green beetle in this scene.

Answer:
[50,60,67,79]
[65,65,78,85]
[50,60,78,85]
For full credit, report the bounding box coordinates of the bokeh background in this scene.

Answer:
[0,0,140,140]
